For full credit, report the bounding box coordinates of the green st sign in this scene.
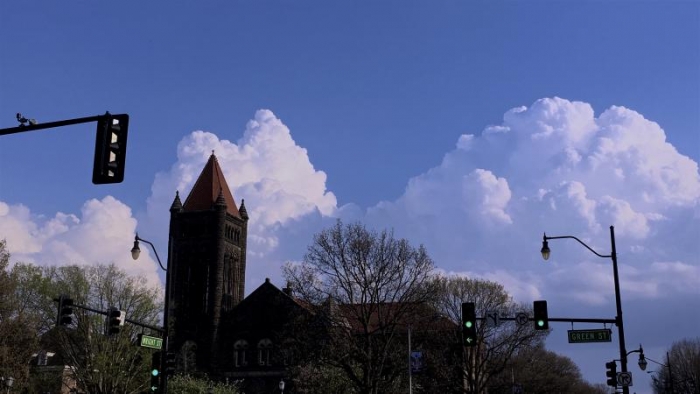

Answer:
[138,334,163,350]
[567,329,612,343]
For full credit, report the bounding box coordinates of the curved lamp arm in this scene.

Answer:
[131,234,167,271]
[542,233,612,260]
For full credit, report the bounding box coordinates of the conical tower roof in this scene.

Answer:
[183,153,240,217]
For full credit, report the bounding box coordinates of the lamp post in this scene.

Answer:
[0,377,13,394]
[132,233,172,394]
[540,225,629,394]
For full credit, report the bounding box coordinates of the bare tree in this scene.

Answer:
[283,220,436,394]
[651,337,700,394]
[429,276,547,393]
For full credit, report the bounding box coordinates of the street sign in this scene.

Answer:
[486,310,500,327]
[139,334,163,350]
[515,312,529,326]
[617,371,633,387]
[567,329,612,343]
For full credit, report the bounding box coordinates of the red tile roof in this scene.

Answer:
[183,153,240,217]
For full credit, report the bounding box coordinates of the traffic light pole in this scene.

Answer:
[542,226,629,394]
[131,234,172,394]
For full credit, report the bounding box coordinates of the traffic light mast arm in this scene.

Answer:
[0,115,103,136]
[56,300,164,333]
[479,316,616,324]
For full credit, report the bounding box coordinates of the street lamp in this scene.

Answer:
[132,233,172,394]
[541,226,630,394]
[279,379,285,394]
[0,377,13,394]
[626,344,647,371]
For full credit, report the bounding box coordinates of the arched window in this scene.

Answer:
[257,338,273,366]
[234,340,248,367]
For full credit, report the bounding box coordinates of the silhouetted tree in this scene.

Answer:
[651,337,700,394]
[284,220,436,394]
[428,276,547,393]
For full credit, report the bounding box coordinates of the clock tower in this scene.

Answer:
[167,152,249,372]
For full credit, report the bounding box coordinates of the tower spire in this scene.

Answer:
[182,154,240,217]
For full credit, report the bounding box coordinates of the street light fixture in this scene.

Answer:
[0,377,13,394]
[132,233,172,394]
[540,226,630,394]
[279,379,285,394]
[626,344,647,371]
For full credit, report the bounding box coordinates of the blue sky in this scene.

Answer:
[1,1,698,392]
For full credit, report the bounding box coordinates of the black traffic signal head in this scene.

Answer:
[165,352,176,374]
[106,307,125,335]
[461,302,477,347]
[533,300,549,330]
[93,113,129,184]
[605,361,617,387]
[55,295,74,327]
[151,351,162,392]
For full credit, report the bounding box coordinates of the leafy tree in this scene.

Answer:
[14,262,164,394]
[283,220,436,394]
[651,337,700,394]
[0,239,40,393]
[488,344,608,394]
[429,276,547,393]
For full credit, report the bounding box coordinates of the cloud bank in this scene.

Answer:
[2,98,698,307]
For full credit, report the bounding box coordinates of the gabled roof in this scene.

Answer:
[337,302,455,333]
[235,278,313,313]
[183,153,240,217]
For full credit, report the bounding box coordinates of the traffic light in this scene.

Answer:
[55,295,74,327]
[605,361,617,387]
[92,112,129,184]
[106,307,125,335]
[461,302,477,347]
[533,300,549,330]
[165,352,176,375]
[150,351,162,393]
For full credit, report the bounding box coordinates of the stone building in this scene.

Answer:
[166,153,457,393]
[167,153,305,392]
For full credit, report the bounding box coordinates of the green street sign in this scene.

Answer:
[567,329,612,343]
[139,334,163,350]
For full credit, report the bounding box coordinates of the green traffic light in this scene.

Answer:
[151,369,159,377]
[537,320,544,327]
[465,321,473,328]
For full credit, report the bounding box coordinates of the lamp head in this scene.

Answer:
[638,355,648,371]
[279,379,285,390]
[131,235,141,260]
[541,234,550,260]
[638,344,647,371]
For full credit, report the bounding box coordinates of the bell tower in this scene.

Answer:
[167,152,249,372]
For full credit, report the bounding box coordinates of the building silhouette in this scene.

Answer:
[167,153,303,392]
